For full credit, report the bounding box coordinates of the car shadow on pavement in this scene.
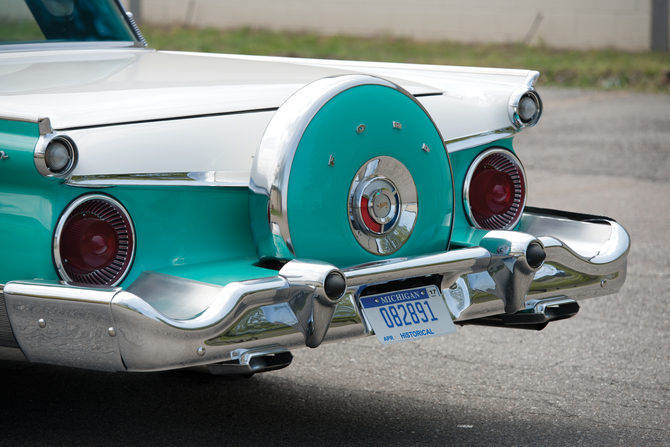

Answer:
[0,359,652,447]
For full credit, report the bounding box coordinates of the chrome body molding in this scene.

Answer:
[2,209,629,373]
[0,41,141,54]
[249,74,445,260]
[524,71,541,89]
[445,126,517,153]
[0,115,53,135]
[67,171,251,188]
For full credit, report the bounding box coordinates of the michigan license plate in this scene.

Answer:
[359,285,456,345]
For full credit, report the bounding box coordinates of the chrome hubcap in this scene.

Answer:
[348,157,418,255]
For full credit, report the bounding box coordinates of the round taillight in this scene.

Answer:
[54,195,135,286]
[464,148,527,230]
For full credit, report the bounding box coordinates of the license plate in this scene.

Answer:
[359,286,456,345]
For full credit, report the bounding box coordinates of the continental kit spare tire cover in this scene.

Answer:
[249,75,454,268]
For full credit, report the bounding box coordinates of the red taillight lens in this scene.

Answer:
[62,217,119,272]
[464,149,527,230]
[55,195,134,286]
[470,169,515,218]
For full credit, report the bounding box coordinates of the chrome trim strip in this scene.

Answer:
[249,74,448,260]
[0,116,53,135]
[3,210,629,372]
[0,41,140,53]
[343,247,489,288]
[445,126,517,153]
[524,71,541,89]
[67,171,251,188]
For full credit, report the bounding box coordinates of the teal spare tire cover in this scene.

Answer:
[249,75,454,268]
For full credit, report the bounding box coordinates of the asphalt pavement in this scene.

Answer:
[1,88,669,446]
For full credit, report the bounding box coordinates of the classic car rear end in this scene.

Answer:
[0,0,629,376]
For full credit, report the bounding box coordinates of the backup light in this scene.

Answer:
[509,90,543,128]
[518,94,539,122]
[34,134,78,178]
[45,140,72,173]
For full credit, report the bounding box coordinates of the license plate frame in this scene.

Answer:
[359,285,456,345]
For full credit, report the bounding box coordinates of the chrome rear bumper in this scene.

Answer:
[2,209,629,372]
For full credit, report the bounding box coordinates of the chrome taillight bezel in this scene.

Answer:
[54,194,135,287]
[463,148,527,230]
[508,89,543,128]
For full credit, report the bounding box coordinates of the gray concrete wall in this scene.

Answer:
[2,0,35,20]
[125,0,670,52]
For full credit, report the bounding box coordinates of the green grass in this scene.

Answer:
[142,25,670,93]
[0,21,45,43]
[2,20,668,92]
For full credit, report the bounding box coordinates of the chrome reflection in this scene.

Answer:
[445,126,517,153]
[67,171,251,188]
[348,156,418,255]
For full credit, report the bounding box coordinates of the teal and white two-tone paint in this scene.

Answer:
[249,75,454,269]
[0,116,274,288]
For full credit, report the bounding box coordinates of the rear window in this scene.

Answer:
[1,0,137,45]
